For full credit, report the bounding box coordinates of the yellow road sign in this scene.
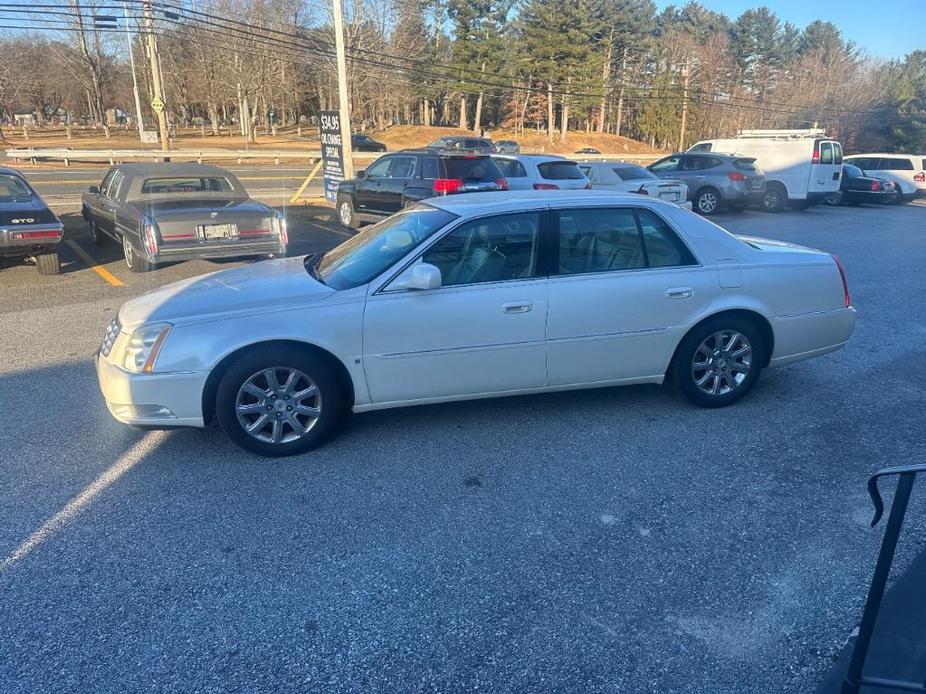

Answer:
[151,97,164,113]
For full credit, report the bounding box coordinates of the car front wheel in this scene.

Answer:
[215,346,342,456]
[337,195,360,229]
[674,317,764,408]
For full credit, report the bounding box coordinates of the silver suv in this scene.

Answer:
[648,152,766,215]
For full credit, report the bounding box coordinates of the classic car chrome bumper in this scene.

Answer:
[0,222,63,252]
[153,238,286,263]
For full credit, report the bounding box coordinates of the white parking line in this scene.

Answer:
[0,431,168,572]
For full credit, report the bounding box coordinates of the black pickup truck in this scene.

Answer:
[0,167,63,275]
[335,149,508,228]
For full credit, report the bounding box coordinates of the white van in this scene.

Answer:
[843,153,926,203]
[688,129,843,211]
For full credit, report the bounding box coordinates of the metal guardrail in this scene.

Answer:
[3,147,383,166]
[841,463,926,694]
[5,147,659,166]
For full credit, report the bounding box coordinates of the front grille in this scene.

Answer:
[101,316,121,358]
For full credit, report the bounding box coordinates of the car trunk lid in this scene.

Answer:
[132,198,274,242]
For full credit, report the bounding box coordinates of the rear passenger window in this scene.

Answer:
[833,142,843,165]
[494,159,528,178]
[820,143,834,165]
[635,209,697,268]
[558,209,644,274]
[422,157,438,179]
[538,161,585,180]
[884,158,914,171]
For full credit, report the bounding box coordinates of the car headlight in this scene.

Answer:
[114,322,172,373]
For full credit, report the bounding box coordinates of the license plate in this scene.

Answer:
[659,191,680,202]
[201,223,237,240]
[750,179,762,189]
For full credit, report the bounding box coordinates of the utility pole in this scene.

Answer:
[124,1,145,141]
[678,58,691,152]
[331,0,354,179]
[142,0,169,152]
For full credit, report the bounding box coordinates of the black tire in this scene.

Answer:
[673,316,765,408]
[694,187,721,215]
[893,193,908,205]
[789,199,811,211]
[122,234,155,273]
[215,345,343,456]
[336,195,361,229]
[35,250,60,275]
[762,183,787,212]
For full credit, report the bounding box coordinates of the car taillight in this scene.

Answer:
[495,177,509,191]
[12,229,61,240]
[433,178,464,195]
[142,219,158,256]
[533,183,559,190]
[914,172,925,182]
[634,184,649,195]
[727,170,747,181]
[870,181,882,191]
[832,254,851,308]
[812,150,820,164]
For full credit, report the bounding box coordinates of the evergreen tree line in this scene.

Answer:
[1,0,924,152]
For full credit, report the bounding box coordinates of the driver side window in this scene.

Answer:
[422,212,541,287]
[650,156,680,172]
[365,157,392,178]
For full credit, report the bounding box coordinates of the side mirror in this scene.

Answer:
[390,262,442,291]
[88,185,100,194]
[356,169,366,179]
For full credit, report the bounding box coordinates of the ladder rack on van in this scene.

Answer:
[736,129,826,139]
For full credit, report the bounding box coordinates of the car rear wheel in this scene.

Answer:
[35,250,60,275]
[215,346,342,456]
[674,316,764,408]
[337,195,360,229]
[694,188,721,215]
[762,183,787,212]
[122,234,155,273]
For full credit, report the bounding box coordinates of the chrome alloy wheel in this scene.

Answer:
[338,200,353,226]
[691,330,753,396]
[697,191,718,214]
[235,367,322,444]
[123,234,135,268]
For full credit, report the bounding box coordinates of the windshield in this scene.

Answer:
[316,205,457,289]
[0,174,32,199]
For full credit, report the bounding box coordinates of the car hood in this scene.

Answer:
[117,256,336,329]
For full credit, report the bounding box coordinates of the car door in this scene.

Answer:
[87,169,116,227]
[99,170,125,236]
[546,205,715,386]
[377,155,417,214]
[362,211,548,404]
[355,156,392,213]
[810,140,841,194]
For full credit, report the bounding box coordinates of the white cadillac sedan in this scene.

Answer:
[96,191,856,456]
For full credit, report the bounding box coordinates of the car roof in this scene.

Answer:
[0,166,26,177]
[845,153,916,159]
[424,189,673,215]
[492,154,572,163]
[399,148,491,157]
[109,163,233,176]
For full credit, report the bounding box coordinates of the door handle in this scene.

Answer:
[664,287,693,299]
[501,301,533,314]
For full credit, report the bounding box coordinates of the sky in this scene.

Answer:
[654,0,924,59]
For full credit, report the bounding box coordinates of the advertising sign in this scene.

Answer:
[318,110,346,203]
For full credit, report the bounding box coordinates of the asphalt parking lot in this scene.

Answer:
[1,198,925,693]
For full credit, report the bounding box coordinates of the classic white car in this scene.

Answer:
[96,191,856,456]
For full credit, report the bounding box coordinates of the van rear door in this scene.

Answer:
[810,140,842,194]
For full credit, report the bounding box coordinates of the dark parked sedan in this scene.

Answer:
[0,166,63,275]
[81,163,287,273]
[826,164,898,206]
[351,133,387,152]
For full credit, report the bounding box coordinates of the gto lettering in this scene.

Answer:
[11,218,35,224]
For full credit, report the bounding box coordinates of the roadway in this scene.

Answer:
[18,166,324,208]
